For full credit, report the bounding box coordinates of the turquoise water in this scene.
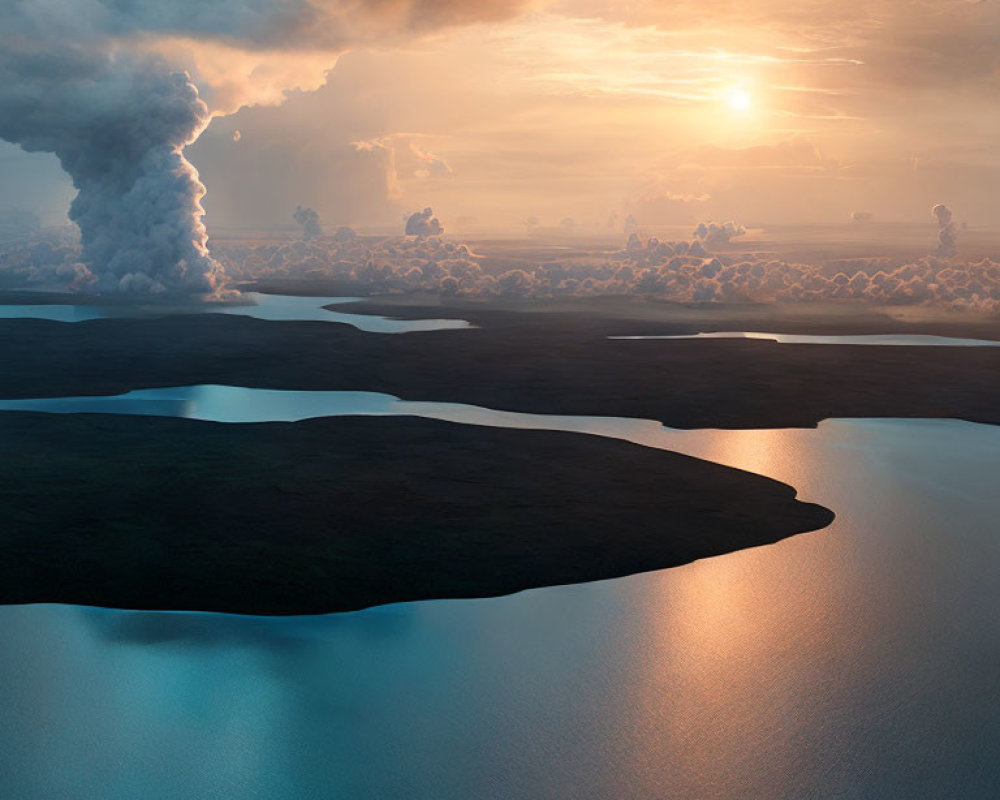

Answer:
[213,293,471,333]
[0,303,104,322]
[610,331,1000,346]
[0,389,999,797]
[0,294,471,333]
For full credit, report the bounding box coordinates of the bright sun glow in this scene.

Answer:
[726,88,752,113]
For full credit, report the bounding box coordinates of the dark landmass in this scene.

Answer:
[1,292,993,615]
[0,413,831,615]
[329,292,1000,340]
[1,296,998,429]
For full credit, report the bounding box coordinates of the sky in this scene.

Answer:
[1,0,998,233]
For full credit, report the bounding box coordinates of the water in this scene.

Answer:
[0,303,104,322]
[610,331,1000,347]
[0,293,471,333]
[0,385,685,439]
[0,389,998,797]
[212,294,471,333]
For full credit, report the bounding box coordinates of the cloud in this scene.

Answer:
[932,203,959,257]
[693,220,747,248]
[0,42,224,295]
[410,143,452,179]
[405,207,444,236]
[0,1,529,295]
[0,228,96,291]
[353,136,403,200]
[352,134,452,201]
[293,205,323,240]
[200,228,1000,313]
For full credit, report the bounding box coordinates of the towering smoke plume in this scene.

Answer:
[293,206,323,240]
[932,204,959,257]
[0,1,527,295]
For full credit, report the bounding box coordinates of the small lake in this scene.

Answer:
[0,293,471,334]
[0,388,998,797]
[610,331,1000,346]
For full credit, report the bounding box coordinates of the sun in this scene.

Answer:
[726,88,752,113]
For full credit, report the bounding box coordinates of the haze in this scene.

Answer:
[2,0,997,232]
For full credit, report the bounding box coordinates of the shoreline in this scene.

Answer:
[1,305,998,429]
[0,413,832,616]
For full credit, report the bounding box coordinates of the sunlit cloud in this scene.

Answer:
[2,0,999,236]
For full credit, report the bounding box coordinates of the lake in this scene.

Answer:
[611,331,1000,347]
[0,293,471,333]
[0,388,998,798]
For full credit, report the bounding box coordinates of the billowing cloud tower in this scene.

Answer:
[0,0,526,295]
[932,204,959,258]
[0,47,220,294]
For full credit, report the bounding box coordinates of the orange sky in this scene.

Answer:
[3,0,998,231]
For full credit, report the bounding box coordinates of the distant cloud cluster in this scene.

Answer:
[215,233,481,295]
[693,220,747,248]
[293,206,323,241]
[210,232,1000,312]
[405,207,445,237]
[6,226,1000,312]
[0,229,96,291]
[932,204,960,257]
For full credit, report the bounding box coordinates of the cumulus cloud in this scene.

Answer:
[293,205,323,240]
[0,228,96,291]
[203,228,1000,313]
[932,203,959,257]
[13,221,999,313]
[214,231,483,295]
[405,207,444,237]
[693,220,747,248]
[0,1,528,295]
[0,43,224,295]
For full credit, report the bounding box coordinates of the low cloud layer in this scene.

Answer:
[6,221,998,313]
[206,231,1000,312]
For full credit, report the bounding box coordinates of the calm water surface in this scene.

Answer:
[611,330,1000,346]
[0,294,470,333]
[0,389,998,797]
